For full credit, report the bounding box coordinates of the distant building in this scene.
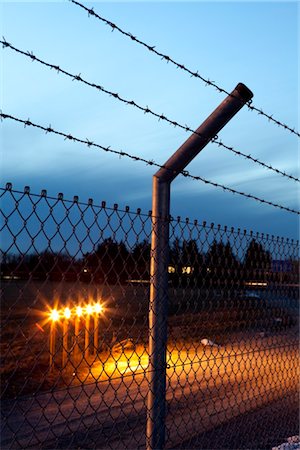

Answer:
[271,260,297,285]
[272,260,293,273]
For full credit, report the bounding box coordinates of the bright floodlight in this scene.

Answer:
[86,304,93,315]
[50,309,59,322]
[94,303,103,314]
[64,307,71,319]
[76,306,83,317]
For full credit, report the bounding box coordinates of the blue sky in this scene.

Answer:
[0,1,299,239]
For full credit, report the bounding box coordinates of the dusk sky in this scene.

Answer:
[1,1,299,240]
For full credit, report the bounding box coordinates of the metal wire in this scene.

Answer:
[166,341,298,371]
[69,0,300,139]
[1,184,299,449]
[2,38,299,184]
[1,112,299,216]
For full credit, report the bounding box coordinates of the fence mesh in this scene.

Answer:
[1,184,299,449]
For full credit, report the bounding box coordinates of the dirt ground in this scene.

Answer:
[1,280,299,399]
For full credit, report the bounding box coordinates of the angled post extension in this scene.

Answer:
[146,83,253,450]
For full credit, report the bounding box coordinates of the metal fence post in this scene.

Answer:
[147,83,253,450]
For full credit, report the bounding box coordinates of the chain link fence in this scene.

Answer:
[1,183,299,449]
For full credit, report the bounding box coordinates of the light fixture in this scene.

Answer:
[50,309,59,321]
[63,307,71,319]
[94,303,103,314]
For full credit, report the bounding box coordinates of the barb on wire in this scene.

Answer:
[69,0,299,138]
[1,39,298,183]
[1,111,299,215]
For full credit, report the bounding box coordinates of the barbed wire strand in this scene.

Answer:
[1,39,299,184]
[69,0,300,139]
[1,111,299,215]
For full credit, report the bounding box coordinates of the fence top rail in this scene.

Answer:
[1,183,299,246]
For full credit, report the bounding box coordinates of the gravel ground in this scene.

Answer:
[175,394,299,449]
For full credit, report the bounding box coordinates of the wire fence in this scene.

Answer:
[2,2,299,448]
[1,184,299,449]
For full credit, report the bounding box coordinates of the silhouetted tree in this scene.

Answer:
[181,239,205,286]
[1,251,78,280]
[181,240,199,266]
[1,253,23,277]
[130,240,151,279]
[169,238,181,266]
[168,238,206,287]
[206,240,240,287]
[243,239,271,281]
[85,238,129,283]
[169,238,182,286]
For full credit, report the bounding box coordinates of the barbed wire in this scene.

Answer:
[1,39,299,184]
[69,0,300,139]
[1,111,299,215]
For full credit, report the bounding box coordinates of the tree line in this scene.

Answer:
[1,238,296,286]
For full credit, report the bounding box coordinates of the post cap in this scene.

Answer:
[235,83,253,102]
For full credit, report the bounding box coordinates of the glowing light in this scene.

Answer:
[76,306,83,317]
[83,268,88,273]
[63,307,71,319]
[86,304,94,315]
[168,266,175,274]
[35,322,45,333]
[50,309,59,321]
[94,303,103,314]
